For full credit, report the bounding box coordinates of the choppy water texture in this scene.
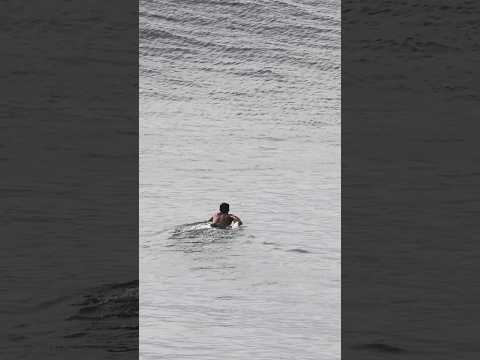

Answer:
[140,1,340,359]
[2,4,137,359]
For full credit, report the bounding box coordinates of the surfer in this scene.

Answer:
[208,202,243,228]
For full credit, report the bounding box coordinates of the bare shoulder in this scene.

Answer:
[230,214,242,222]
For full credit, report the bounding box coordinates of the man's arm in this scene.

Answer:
[230,214,243,225]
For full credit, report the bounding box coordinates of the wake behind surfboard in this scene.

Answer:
[170,220,240,238]
[167,221,242,244]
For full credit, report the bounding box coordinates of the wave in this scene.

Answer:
[65,281,138,353]
[69,280,138,321]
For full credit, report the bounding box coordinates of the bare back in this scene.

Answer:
[211,212,235,228]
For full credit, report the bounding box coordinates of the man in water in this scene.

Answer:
[208,202,243,228]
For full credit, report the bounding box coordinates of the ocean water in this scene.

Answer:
[140,1,340,359]
[342,2,480,359]
[2,4,137,359]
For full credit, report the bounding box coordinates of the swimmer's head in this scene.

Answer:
[219,202,230,214]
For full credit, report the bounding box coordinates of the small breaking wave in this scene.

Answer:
[65,281,138,353]
[69,280,138,321]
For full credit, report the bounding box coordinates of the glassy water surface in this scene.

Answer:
[140,0,340,359]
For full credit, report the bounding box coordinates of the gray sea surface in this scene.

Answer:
[342,1,480,359]
[2,3,137,359]
[140,1,340,359]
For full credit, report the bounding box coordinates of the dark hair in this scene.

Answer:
[219,202,230,214]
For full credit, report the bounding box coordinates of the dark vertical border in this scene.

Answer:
[1,2,138,358]
[343,1,480,359]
